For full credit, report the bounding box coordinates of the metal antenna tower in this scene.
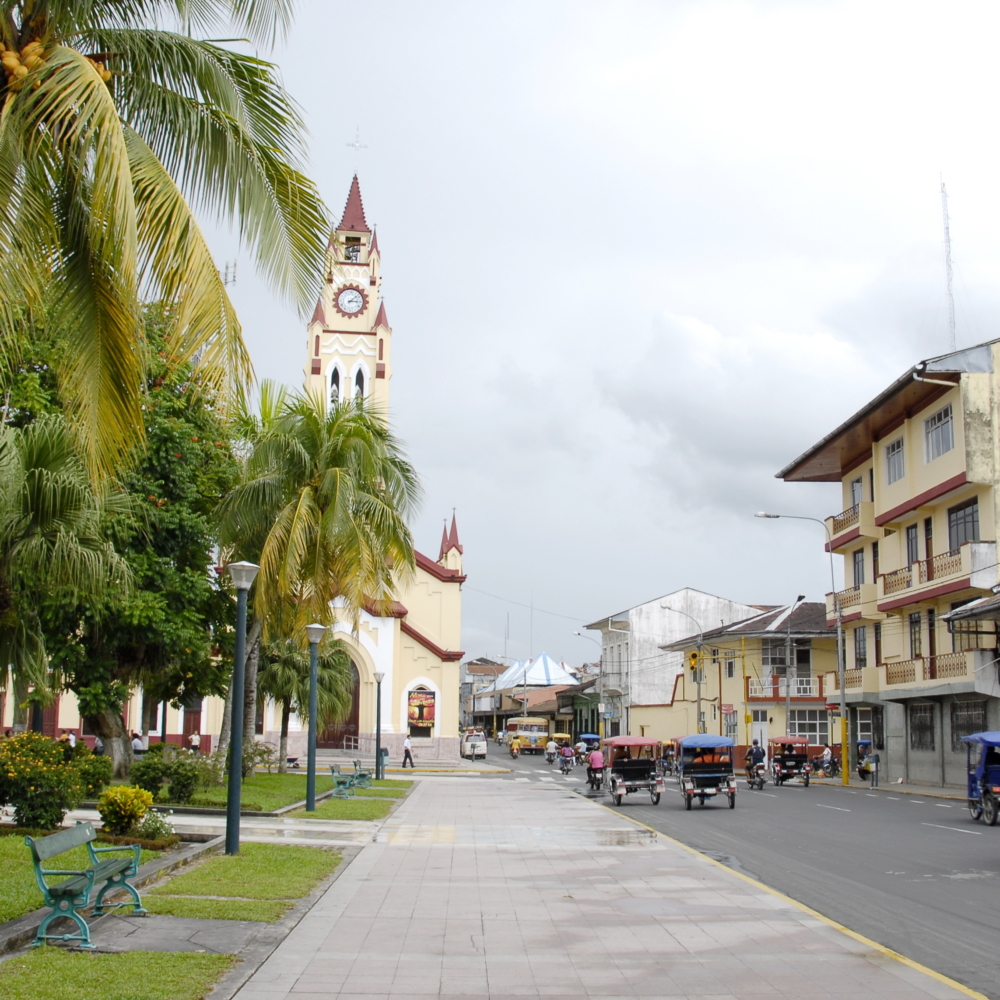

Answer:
[940,178,957,352]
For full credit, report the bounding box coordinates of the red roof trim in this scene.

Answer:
[364,599,408,619]
[825,526,861,553]
[414,549,466,583]
[875,472,968,526]
[400,620,464,661]
[877,577,972,612]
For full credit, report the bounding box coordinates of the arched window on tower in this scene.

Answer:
[330,369,340,405]
[355,368,365,398]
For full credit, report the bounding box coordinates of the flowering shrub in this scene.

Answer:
[0,732,86,829]
[97,785,154,835]
[68,744,113,797]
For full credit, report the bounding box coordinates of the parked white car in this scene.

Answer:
[461,731,487,759]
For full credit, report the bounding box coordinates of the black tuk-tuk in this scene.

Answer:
[677,735,738,809]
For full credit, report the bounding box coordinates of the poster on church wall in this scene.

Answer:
[408,689,435,729]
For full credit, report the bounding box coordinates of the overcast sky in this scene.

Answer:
[210,0,1000,665]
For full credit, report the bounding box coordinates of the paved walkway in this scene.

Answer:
[230,777,978,1000]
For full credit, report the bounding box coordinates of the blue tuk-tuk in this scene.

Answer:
[960,731,1000,824]
[677,735,738,810]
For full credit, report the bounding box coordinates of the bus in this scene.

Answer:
[505,717,550,754]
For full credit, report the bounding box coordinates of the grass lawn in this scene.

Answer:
[173,772,333,812]
[289,796,395,821]
[0,837,160,925]
[354,787,408,798]
[151,842,340,901]
[143,895,292,922]
[373,778,413,788]
[0,948,235,1000]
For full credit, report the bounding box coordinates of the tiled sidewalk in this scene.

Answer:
[232,777,976,1000]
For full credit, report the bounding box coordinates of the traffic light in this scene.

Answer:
[689,650,701,682]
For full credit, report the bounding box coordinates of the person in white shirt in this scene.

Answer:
[130,733,145,755]
[67,731,76,748]
[402,735,414,768]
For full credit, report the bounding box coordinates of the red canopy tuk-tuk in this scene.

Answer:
[768,736,812,787]
[602,736,665,806]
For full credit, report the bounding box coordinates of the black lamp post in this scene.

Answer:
[305,623,327,812]
[225,561,259,855]
[374,672,385,780]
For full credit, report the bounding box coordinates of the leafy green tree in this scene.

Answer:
[0,412,128,692]
[41,307,240,775]
[258,630,354,772]
[218,384,422,639]
[0,0,328,475]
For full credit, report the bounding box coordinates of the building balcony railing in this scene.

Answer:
[829,669,863,692]
[746,677,823,700]
[876,541,997,606]
[825,501,878,550]
[883,650,975,686]
[825,583,878,621]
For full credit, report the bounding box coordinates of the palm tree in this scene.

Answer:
[258,632,354,773]
[217,384,421,637]
[0,414,128,730]
[0,1,328,475]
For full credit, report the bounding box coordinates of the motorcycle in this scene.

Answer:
[545,750,557,764]
[586,766,603,790]
[810,754,840,777]
[559,754,574,775]
[509,745,519,759]
[745,762,766,791]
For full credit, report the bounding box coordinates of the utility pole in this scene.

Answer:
[941,178,957,353]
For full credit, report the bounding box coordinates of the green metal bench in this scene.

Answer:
[25,821,146,949]
[353,759,374,788]
[329,765,357,798]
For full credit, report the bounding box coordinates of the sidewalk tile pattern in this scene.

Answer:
[233,778,973,1000]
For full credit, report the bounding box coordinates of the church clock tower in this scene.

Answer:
[305,175,391,412]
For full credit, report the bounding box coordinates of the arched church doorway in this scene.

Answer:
[316,660,360,748]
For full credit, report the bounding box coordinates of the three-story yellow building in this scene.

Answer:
[779,341,1000,786]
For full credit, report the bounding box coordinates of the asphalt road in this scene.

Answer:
[494,748,1000,999]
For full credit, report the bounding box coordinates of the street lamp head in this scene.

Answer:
[374,671,385,684]
[227,561,259,591]
[305,622,327,645]
[754,512,780,518]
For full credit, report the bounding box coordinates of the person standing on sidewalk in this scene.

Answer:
[402,735,414,768]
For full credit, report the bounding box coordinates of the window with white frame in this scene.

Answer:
[788,710,828,743]
[850,476,863,506]
[762,638,787,675]
[886,438,904,484]
[854,626,867,669]
[725,657,735,679]
[925,404,954,463]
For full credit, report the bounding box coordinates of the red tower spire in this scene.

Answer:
[338,174,370,233]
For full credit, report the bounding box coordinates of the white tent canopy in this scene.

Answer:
[476,654,578,693]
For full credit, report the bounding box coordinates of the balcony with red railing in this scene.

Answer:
[825,501,878,551]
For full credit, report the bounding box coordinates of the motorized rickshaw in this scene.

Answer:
[659,739,683,776]
[677,735,738,809]
[768,736,812,787]
[603,736,665,806]
[960,731,1000,825]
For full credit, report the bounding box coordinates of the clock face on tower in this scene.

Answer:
[335,286,367,317]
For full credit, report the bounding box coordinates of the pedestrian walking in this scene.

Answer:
[402,735,414,768]
[67,730,76,748]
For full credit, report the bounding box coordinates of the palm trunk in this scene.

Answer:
[217,679,233,762]
[84,706,132,778]
[278,700,291,774]
[242,619,263,777]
